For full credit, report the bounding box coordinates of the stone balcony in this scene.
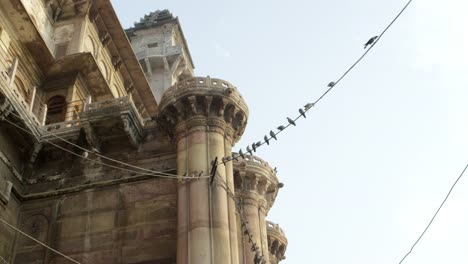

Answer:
[233,154,280,212]
[266,221,288,264]
[41,95,145,149]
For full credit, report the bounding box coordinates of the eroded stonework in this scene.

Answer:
[0,2,287,264]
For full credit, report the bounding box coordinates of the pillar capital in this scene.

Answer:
[233,154,280,213]
[158,76,249,144]
[266,221,288,264]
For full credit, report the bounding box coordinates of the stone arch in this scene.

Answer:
[98,60,109,81]
[84,35,96,56]
[14,75,29,103]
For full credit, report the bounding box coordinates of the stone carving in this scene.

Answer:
[158,76,249,144]
[266,220,288,264]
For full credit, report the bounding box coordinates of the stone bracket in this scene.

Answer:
[0,180,12,205]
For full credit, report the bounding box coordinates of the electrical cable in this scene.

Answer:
[0,218,80,264]
[398,162,468,263]
[2,118,209,179]
[6,111,183,178]
[218,0,414,166]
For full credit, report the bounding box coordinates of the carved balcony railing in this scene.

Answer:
[266,221,288,264]
[135,45,182,60]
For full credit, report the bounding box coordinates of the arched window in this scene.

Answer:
[46,95,66,124]
[14,76,30,103]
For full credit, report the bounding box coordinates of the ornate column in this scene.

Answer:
[233,155,280,264]
[159,76,248,264]
[266,221,288,264]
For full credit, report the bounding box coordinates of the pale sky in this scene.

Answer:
[113,0,468,263]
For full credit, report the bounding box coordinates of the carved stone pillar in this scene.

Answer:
[266,221,288,264]
[159,76,248,264]
[233,155,280,264]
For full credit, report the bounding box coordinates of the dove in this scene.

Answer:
[269,130,277,140]
[246,145,253,155]
[304,103,314,110]
[264,135,270,145]
[328,81,336,88]
[364,36,378,49]
[239,149,245,159]
[287,117,296,126]
[277,125,286,131]
[299,108,306,118]
[252,143,257,152]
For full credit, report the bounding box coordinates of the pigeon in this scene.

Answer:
[232,154,239,161]
[364,36,379,49]
[252,143,257,152]
[222,156,231,163]
[304,103,315,110]
[246,145,253,155]
[239,149,245,159]
[264,135,270,145]
[287,117,296,126]
[277,125,286,131]
[328,81,336,88]
[299,108,306,118]
[255,141,262,147]
[269,130,277,140]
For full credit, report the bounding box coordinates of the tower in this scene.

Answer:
[158,77,249,263]
[126,10,194,103]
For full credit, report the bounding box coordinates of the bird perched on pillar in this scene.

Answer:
[364,36,379,49]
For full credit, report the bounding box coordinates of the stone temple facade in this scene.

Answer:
[0,2,287,264]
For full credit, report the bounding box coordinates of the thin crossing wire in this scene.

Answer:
[6,111,185,178]
[0,218,80,264]
[2,118,209,179]
[218,0,414,166]
[398,162,468,263]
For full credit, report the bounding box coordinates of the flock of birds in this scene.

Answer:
[220,35,379,165]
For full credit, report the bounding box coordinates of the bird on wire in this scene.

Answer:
[239,149,245,159]
[287,117,296,126]
[328,81,336,88]
[277,125,286,131]
[299,108,306,118]
[364,36,379,49]
[264,135,270,145]
[270,130,277,140]
[246,145,253,155]
[304,103,314,111]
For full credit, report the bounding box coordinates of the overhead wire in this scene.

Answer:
[398,162,468,263]
[6,111,183,178]
[218,0,414,166]
[2,117,209,179]
[0,218,80,264]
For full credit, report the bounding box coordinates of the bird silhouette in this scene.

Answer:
[364,36,379,49]
[264,135,269,145]
[246,145,253,155]
[239,149,245,159]
[252,143,257,152]
[328,82,336,87]
[304,103,314,110]
[287,117,296,126]
[277,125,286,131]
[299,108,306,118]
[270,130,277,140]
